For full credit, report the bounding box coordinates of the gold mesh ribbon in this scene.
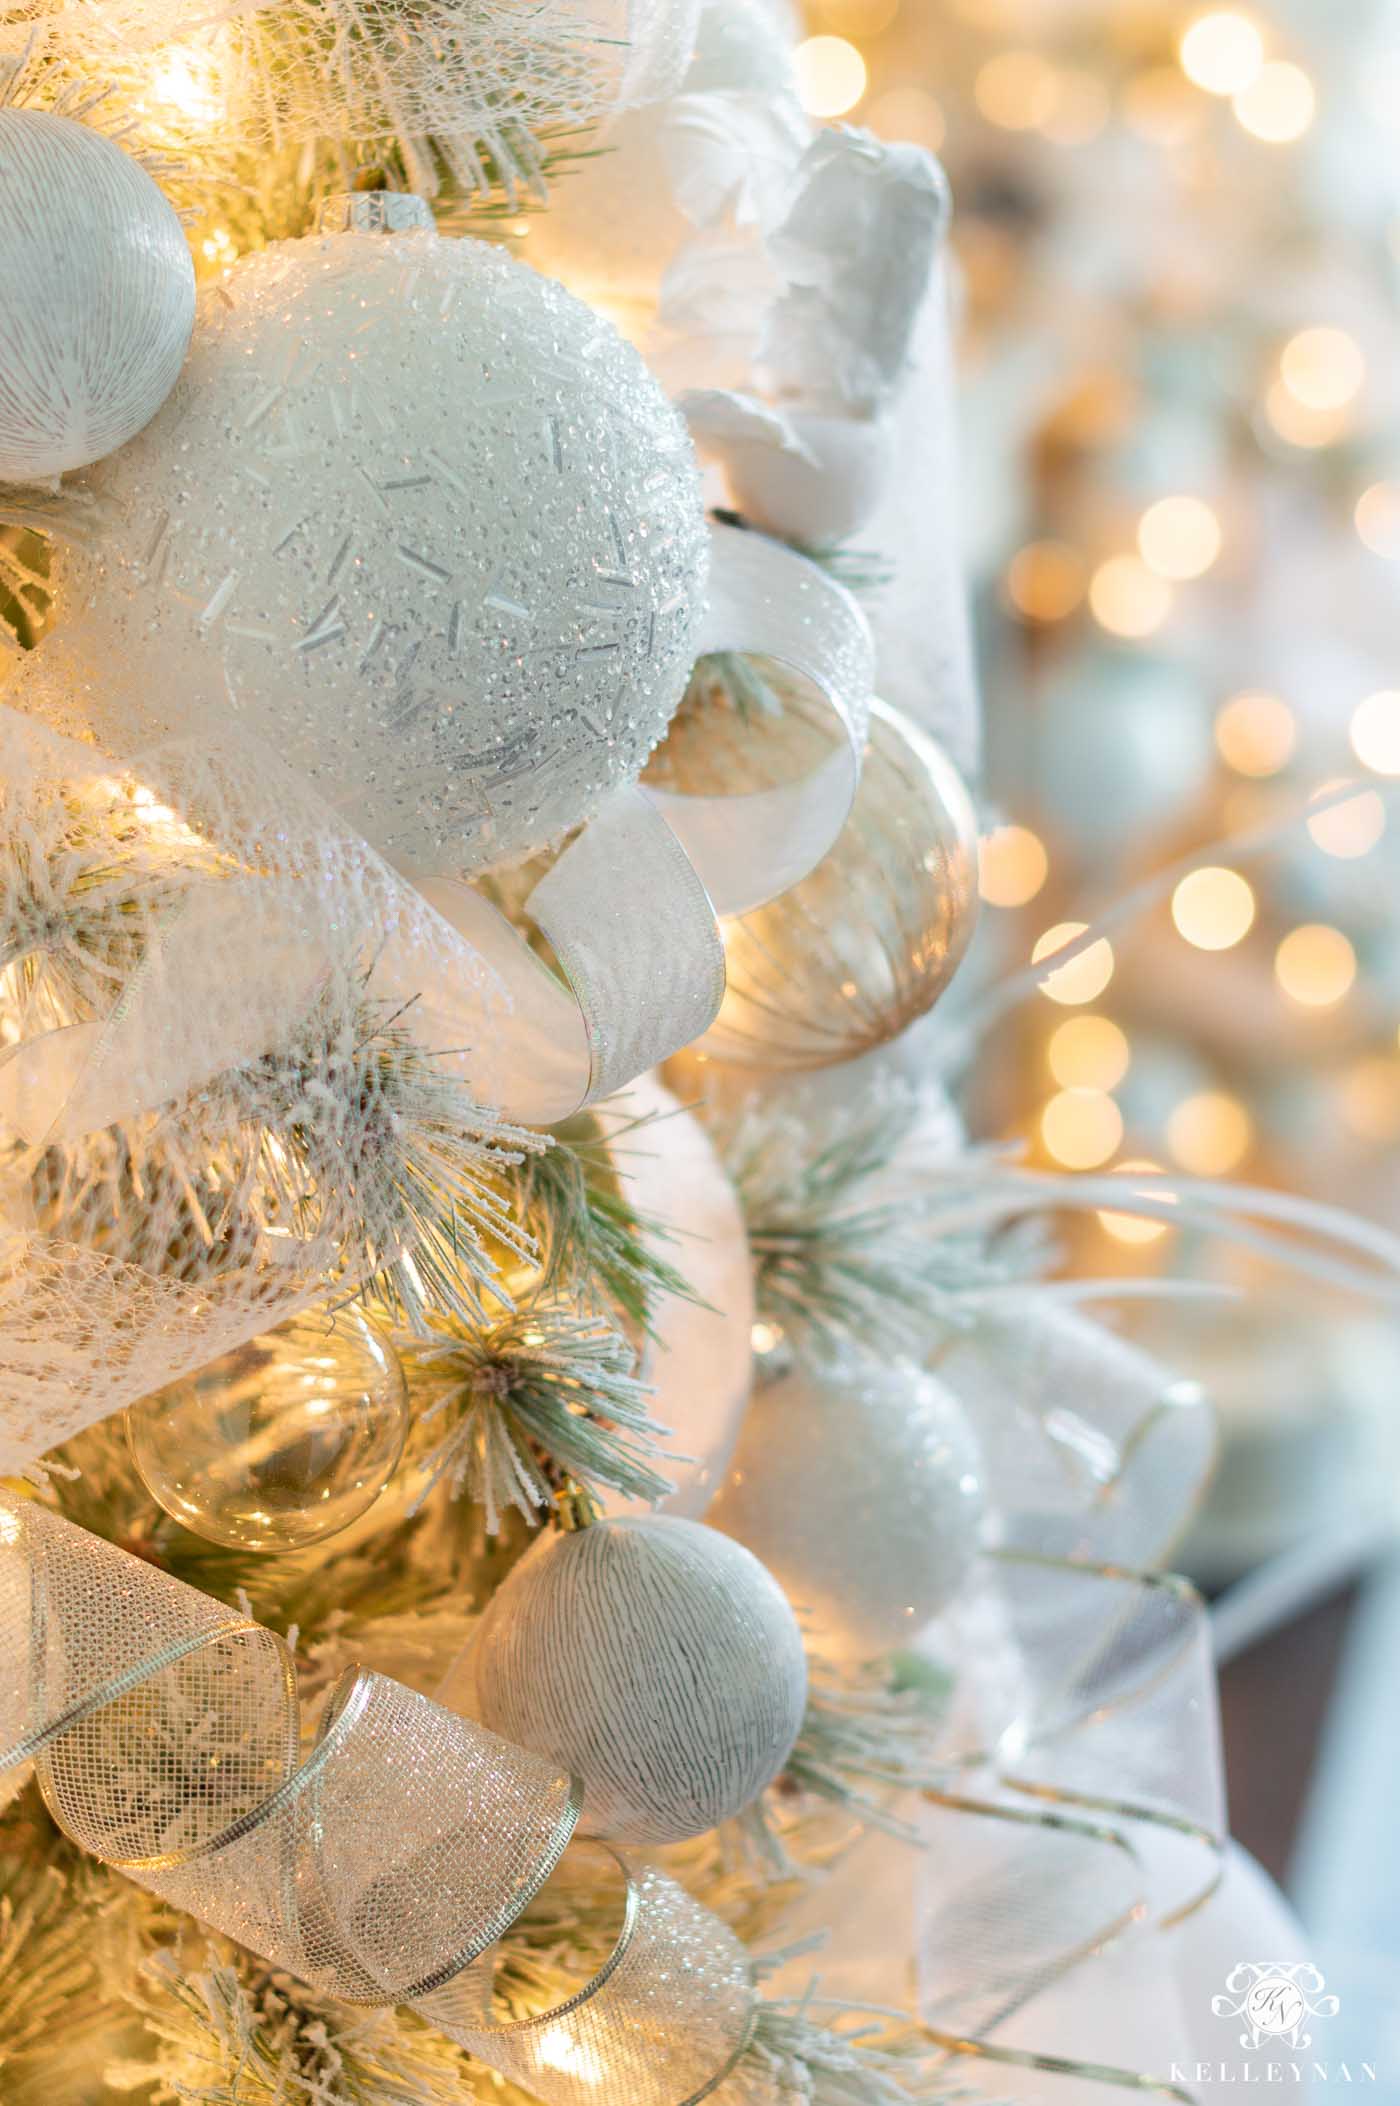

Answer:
[0,1490,760,2102]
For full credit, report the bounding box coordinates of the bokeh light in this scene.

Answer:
[795,35,868,117]
[1123,65,1201,145]
[1214,691,1296,776]
[1306,782,1386,859]
[866,86,946,151]
[1264,378,1352,449]
[979,823,1049,907]
[1005,539,1086,621]
[1274,924,1357,1007]
[1137,495,1223,581]
[1279,327,1366,412]
[1167,1090,1254,1174]
[1355,483,1400,558]
[1350,689,1400,773]
[1047,1013,1131,1090]
[1233,60,1315,142]
[1171,867,1257,950]
[1040,68,1111,145]
[1179,12,1265,97]
[1340,1055,1400,1141]
[1041,1088,1124,1168]
[975,49,1059,129]
[1099,1160,1174,1246]
[1033,923,1115,1004]
[1089,553,1173,637]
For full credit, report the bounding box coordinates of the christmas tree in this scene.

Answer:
[0,2,1371,2100]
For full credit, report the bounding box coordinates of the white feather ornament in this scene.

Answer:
[470,1514,808,1843]
[0,108,194,481]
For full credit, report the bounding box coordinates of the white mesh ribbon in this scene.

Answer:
[0,1493,760,2100]
[0,521,870,1474]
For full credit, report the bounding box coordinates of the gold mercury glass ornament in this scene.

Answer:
[645,665,979,1070]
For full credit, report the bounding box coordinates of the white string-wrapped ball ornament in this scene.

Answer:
[34,193,707,876]
[470,1515,807,1843]
[0,109,194,482]
[709,1350,985,1664]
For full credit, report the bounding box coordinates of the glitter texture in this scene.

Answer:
[43,220,708,875]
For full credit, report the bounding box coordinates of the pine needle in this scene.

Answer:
[402,1302,675,1530]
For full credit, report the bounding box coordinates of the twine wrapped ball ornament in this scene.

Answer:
[0,109,195,480]
[471,1515,808,1842]
[708,1350,985,1664]
[38,191,708,875]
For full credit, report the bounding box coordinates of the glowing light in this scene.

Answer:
[867,87,946,151]
[795,35,867,117]
[1033,922,1115,1005]
[199,226,237,268]
[537,2026,605,2083]
[1171,866,1256,950]
[146,47,224,126]
[1264,378,1351,449]
[1280,327,1365,412]
[1306,781,1385,859]
[751,1321,782,1354]
[1233,59,1315,141]
[1350,689,1400,774]
[1355,483,1400,558]
[1041,68,1111,145]
[978,824,1049,908]
[1167,1090,1253,1175]
[1047,1014,1131,1091]
[1214,691,1296,776]
[1274,923,1356,1007]
[975,49,1059,130]
[1340,1055,1400,1141]
[1005,539,1085,622]
[0,1506,19,1545]
[1179,12,1264,97]
[1137,495,1223,581]
[1041,1089,1123,1169]
[1123,66,1201,145]
[1088,553,1172,638]
[1099,1160,1173,1245]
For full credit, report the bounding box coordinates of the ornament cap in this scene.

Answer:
[317,190,434,235]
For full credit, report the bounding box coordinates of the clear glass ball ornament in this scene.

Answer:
[126,1308,407,1552]
[40,206,707,876]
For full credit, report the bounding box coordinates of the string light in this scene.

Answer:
[1005,540,1085,621]
[1233,59,1315,142]
[1137,495,1223,581]
[795,35,867,117]
[975,49,1059,130]
[1088,554,1172,638]
[1214,691,1296,776]
[1047,1014,1130,1090]
[1099,1159,1173,1245]
[1179,12,1265,98]
[978,823,1049,907]
[1033,923,1115,1005]
[1306,781,1385,859]
[1355,483,1400,558]
[1274,924,1356,1007]
[1349,689,1400,773]
[1167,1090,1253,1174]
[1171,866,1256,950]
[1123,66,1201,145]
[1279,327,1366,411]
[867,86,946,151]
[1340,1055,1400,1141]
[1041,1088,1123,1168]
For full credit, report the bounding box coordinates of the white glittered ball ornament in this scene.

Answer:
[471,1515,807,1843]
[42,194,707,875]
[709,1350,984,1664]
[0,109,194,481]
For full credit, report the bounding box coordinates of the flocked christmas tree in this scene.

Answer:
[0,3,1393,2102]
